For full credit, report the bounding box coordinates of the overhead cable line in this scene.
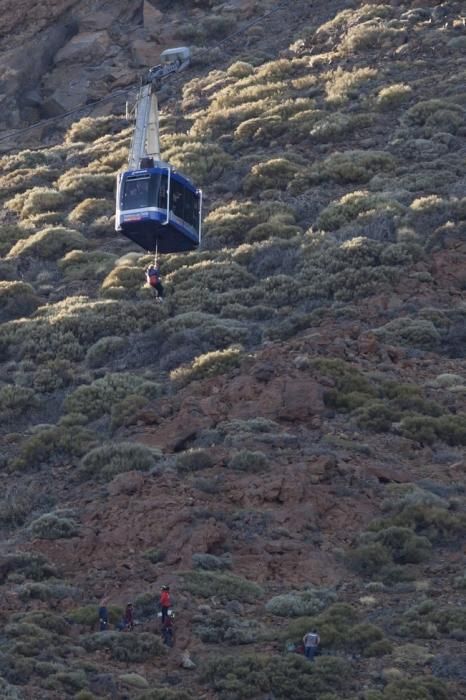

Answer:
[0,0,293,149]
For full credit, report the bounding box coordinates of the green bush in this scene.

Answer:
[64,372,161,421]
[311,150,396,185]
[0,281,39,321]
[68,604,122,627]
[171,346,243,386]
[381,677,449,700]
[68,197,112,225]
[373,317,441,350]
[0,385,37,422]
[0,678,30,699]
[227,450,268,472]
[84,632,165,662]
[58,250,116,282]
[399,414,466,446]
[346,543,391,576]
[192,553,232,571]
[244,158,299,193]
[266,588,337,617]
[79,442,162,481]
[12,610,70,635]
[17,580,77,602]
[7,226,87,260]
[110,394,150,431]
[203,654,350,700]
[101,263,146,299]
[56,171,115,200]
[11,424,97,471]
[85,335,126,368]
[0,552,56,584]
[194,609,262,644]
[376,83,412,111]
[372,526,432,564]
[176,449,215,472]
[181,571,263,602]
[138,689,192,700]
[65,115,127,143]
[5,186,68,219]
[317,190,404,232]
[29,512,79,540]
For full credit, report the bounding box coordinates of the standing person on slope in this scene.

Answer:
[160,585,171,623]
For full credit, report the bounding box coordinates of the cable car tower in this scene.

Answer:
[116,47,202,256]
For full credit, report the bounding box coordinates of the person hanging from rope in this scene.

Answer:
[146,257,164,300]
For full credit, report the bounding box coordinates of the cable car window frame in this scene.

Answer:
[121,175,151,210]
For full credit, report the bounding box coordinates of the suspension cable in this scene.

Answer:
[0,0,294,149]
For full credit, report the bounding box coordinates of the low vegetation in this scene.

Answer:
[0,0,465,697]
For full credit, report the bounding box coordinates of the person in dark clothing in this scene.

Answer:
[146,265,164,300]
[161,612,174,647]
[160,585,171,623]
[123,603,134,631]
[98,597,109,631]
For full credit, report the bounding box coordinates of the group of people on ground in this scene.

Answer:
[98,585,174,646]
[98,587,319,657]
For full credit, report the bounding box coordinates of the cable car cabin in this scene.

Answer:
[116,164,202,254]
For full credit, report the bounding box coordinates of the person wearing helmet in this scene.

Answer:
[160,585,171,623]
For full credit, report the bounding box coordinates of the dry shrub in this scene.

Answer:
[204,200,266,246]
[317,190,404,231]
[7,226,86,260]
[79,442,162,482]
[340,19,402,54]
[311,149,396,185]
[6,187,68,219]
[68,197,112,225]
[162,136,232,184]
[243,158,300,193]
[56,170,115,200]
[58,249,116,282]
[324,66,377,104]
[171,345,243,387]
[65,115,127,144]
[29,512,79,540]
[227,61,254,78]
[376,83,413,111]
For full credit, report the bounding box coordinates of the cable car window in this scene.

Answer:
[183,189,197,230]
[193,195,200,233]
[170,179,184,219]
[122,176,150,210]
[158,174,168,209]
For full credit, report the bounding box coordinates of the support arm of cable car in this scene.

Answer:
[115,47,202,257]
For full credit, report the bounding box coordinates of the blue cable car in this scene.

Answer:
[116,162,202,254]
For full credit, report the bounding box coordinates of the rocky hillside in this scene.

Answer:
[0,1,465,699]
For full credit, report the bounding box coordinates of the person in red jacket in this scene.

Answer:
[160,585,171,623]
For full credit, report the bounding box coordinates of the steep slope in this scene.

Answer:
[0,1,465,699]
